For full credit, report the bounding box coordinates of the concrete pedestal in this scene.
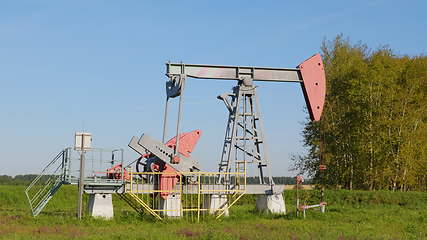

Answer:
[320,204,326,213]
[88,193,114,219]
[160,194,182,217]
[202,194,229,216]
[256,194,286,214]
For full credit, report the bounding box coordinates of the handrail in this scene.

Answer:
[25,149,68,216]
[25,150,64,192]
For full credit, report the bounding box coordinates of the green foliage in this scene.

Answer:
[0,175,44,185]
[294,35,427,191]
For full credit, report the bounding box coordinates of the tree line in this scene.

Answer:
[0,175,41,185]
[294,35,427,191]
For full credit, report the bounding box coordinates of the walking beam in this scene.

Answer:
[166,63,301,82]
[165,54,326,121]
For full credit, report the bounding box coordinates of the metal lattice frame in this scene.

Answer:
[124,169,246,221]
[217,84,273,186]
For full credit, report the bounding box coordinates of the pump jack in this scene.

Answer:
[128,53,326,213]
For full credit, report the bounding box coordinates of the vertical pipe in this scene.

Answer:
[303,206,306,219]
[77,136,85,220]
[121,149,124,183]
[130,167,133,193]
[244,159,247,191]
[296,180,299,217]
[320,135,326,213]
[180,174,183,219]
[197,174,201,222]
[242,95,247,168]
[174,76,186,158]
[162,97,169,143]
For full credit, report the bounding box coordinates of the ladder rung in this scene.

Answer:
[238,113,257,116]
[226,137,258,141]
[236,137,258,140]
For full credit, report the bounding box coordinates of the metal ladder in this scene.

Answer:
[217,85,272,185]
[25,148,71,216]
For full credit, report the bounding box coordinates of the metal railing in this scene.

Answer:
[66,147,125,186]
[125,167,246,221]
[25,148,71,216]
[25,147,125,216]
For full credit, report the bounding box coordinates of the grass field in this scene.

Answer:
[0,185,426,240]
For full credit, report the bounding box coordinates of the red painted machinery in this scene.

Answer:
[106,163,130,181]
[136,130,202,199]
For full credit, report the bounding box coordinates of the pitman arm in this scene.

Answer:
[166,54,326,121]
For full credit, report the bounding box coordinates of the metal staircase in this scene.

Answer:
[117,192,147,216]
[25,148,71,216]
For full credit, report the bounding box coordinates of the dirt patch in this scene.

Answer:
[32,226,62,235]
[178,228,201,238]
[0,225,18,235]
[67,226,86,239]
[222,226,251,240]
[31,225,85,239]
[337,236,358,240]
[7,215,22,220]
[255,223,270,230]
[0,215,23,224]
[288,233,299,240]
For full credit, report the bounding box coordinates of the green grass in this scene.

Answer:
[0,185,426,239]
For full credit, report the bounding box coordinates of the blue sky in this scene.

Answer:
[1,1,426,176]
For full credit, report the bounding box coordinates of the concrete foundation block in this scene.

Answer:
[88,193,114,219]
[256,194,286,214]
[202,194,229,216]
[160,194,182,218]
